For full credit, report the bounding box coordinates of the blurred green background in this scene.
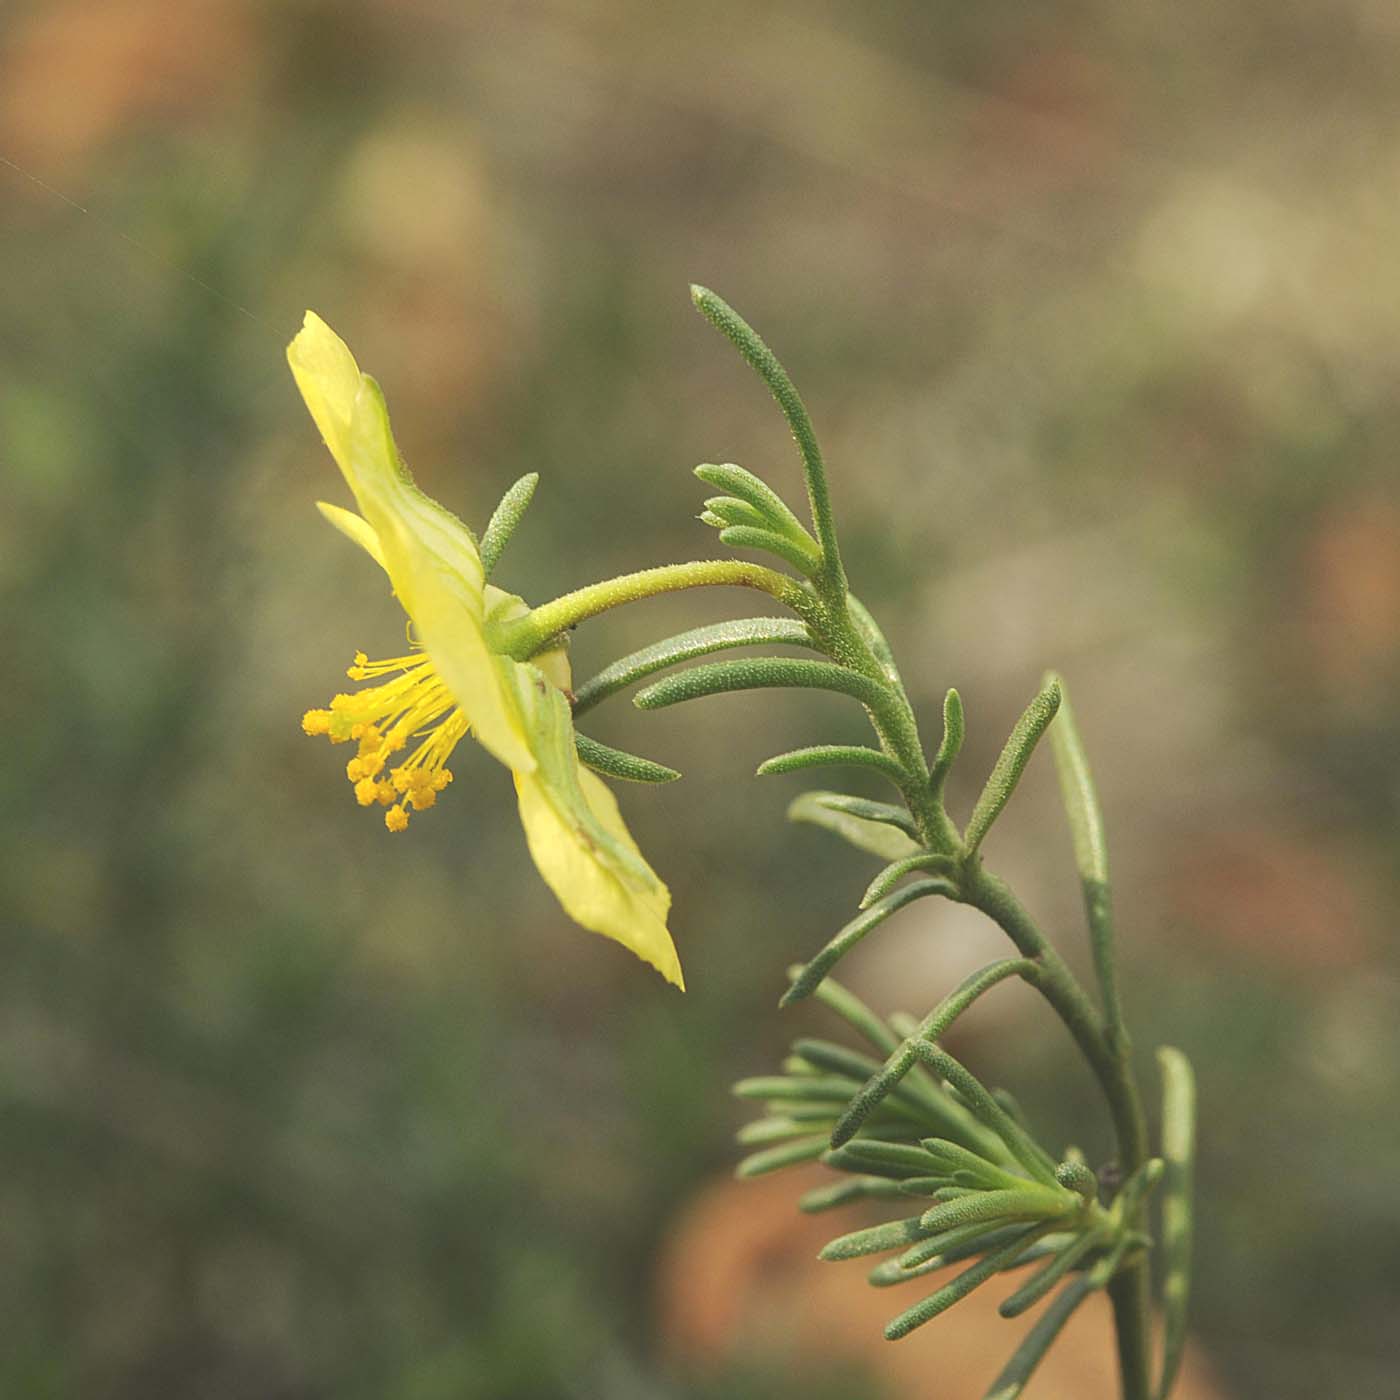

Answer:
[2,2,1399,1396]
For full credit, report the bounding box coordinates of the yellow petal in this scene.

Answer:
[288,312,535,774]
[316,501,388,573]
[515,765,682,989]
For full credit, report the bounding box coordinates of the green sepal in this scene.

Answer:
[782,878,954,1006]
[572,617,817,716]
[758,745,906,782]
[964,677,1061,855]
[735,1134,829,1178]
[634,658,892,712]
[860,852,958,909]
[1155,1046,1196,1400]
[574,733,680,784]
[884,1224,1049,1341]
[479,471,539,576]
[787,791,920,862]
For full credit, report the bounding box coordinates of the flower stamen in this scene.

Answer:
[302,649,464,832]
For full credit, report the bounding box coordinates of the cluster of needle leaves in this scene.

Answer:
[533,286,1195,1400]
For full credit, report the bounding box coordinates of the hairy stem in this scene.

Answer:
[492,560,809,658]
[966,867,1151,1400]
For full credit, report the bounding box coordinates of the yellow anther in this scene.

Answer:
[409,786,437,811]
[432,769,452,791]
[346,757,367,782]
[375,781,396,805]
[390,767,411,793]
[354,777,380,806]
[302,709,332,736]
[385,804,410,832]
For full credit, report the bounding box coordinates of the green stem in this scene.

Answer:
[966,867,1151,1400]
[690,285,847,602]
[492,560,808,658]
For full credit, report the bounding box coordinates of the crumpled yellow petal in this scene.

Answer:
[288,312,534,774]
[510,673,682,988]
[515,765,681,988]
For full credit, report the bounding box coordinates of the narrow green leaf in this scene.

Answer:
[801,792,918,838]
[702,494,769,529]
[820,1214,933,1262]
[634,658,893,714]
[736,1135,829,1178]
[479,472,538,576]
[825,1139,938,1176]
[694,462,815,548]
[736,1116,810,1146]
[732,1075,857,1104]
[860,852,957,909]
[913,1043,1061,1185]
[918,1138,1021,1189]
[782,879,954,1006]
[794,970,901,1056]
[787,792,920,861]
[719,524,822,575]
[572,617,817,716]
[929,688,965,793]
[964,678,1062,856]
[691,286,846,595]
[917,1188,1065,1238]
[1155,1047,1196,1400]
[998,1229,1103,1318]
[1045,672,1125,1041]
[574,733,680,784]
[798,1175,910,1213]
[884,1225,1048,1340]
[982,1276,1095,1399]
[897,1221,1035,1274]
[698,509,728,529]
[758,745,906,782]
[829,961,1036,1150]
[846,593,898,672]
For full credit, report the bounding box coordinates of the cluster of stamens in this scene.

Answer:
[302,649,463,832]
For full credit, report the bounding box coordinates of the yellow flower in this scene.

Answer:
[289,312,682,988]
